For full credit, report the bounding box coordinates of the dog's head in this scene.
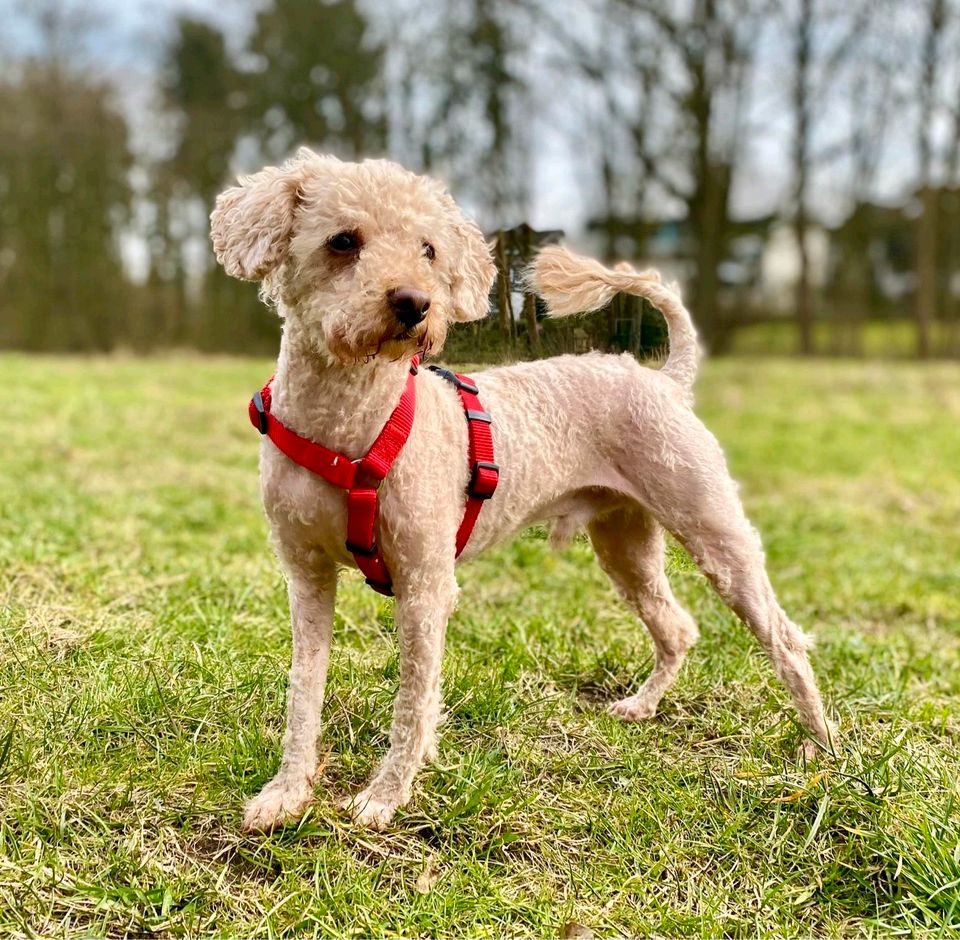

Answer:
[210,149,496,362]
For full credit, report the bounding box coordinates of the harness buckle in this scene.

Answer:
[351,460,385,490]
[469,460,500,500]
[427,365,479,395]
[252,391,269,434]
[345,538,378,558]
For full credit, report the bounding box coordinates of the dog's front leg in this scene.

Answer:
[345,571,458,829]
[243,561,336,833]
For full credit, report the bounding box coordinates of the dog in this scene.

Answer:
[209,148,833,833]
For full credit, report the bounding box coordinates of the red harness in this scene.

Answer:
[248,358,499,596]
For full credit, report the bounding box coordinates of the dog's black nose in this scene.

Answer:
[388,287,431,327]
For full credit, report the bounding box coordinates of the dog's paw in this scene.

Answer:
[341,788,401,830]
[798,720,840,762]
[798,738,820,762]
[608,694,659,722]
[242,777,314,834]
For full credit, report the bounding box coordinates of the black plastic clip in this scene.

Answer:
[252,391,269,434]
[345,539,378,558]
[427,365,479,395]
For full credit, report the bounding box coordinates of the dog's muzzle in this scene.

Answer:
[388,287,431,327]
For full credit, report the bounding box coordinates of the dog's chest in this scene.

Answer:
[260,447,347,550]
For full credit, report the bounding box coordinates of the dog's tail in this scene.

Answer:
[529,245,700,399]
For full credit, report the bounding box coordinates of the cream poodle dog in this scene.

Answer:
[210,148,832,833]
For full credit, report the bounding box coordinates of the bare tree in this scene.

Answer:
[381,0,535,224]
[814,7,907,356]
[596,0,766,348]
[783,0,873,354]
[941,27,960,352]
[915,0,947,359]
[790,0,816,354]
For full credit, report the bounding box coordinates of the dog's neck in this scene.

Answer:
[270,321,414,458]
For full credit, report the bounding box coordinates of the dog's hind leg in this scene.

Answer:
[634,419,834,755]
[589,505,699,720]
[242,560,336,833]
[685,515,833,757]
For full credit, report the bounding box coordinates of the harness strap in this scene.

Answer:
[250,361,418,595]
[427,366,500,556]
[249,383,358,489]
[248,357,498,597]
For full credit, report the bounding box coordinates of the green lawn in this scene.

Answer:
[2,353,959,937]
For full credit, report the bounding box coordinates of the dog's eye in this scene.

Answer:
[422,242,436,262]
[328,232,360,253]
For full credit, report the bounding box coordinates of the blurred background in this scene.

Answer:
[1,0,959,361]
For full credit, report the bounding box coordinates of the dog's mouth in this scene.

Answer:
[377,320,442,360]
[390,320,432,346]
[327,314,444,364]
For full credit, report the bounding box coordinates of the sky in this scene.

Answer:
[0,0,936,238]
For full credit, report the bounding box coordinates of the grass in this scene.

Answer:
[1,352,959,937]
[724,316,959,358]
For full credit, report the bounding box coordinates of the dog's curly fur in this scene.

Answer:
[210,149,833,833]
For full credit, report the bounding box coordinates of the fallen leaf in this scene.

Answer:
[416,856,439,894]
[769,770,829,803]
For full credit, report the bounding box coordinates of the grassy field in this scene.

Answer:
[2,353,959,937]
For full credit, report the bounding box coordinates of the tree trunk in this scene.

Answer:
[687,0,731,350]
[915,187,937,358]
[494,234,514,351]
[794,209,813,354]
[693,163,729,349]
[522,292,539,355]
[915,0,945,359]
[793,0,814,354]
[519,226,539,354]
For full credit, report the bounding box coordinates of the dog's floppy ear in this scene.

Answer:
[210,150,315,281]
[445,207,497,322]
